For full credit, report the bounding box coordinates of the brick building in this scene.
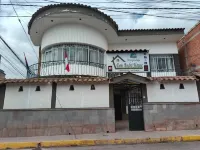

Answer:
[177,22,200,74]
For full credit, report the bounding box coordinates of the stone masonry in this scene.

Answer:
[144,103,200,131]
[0,108,115,137]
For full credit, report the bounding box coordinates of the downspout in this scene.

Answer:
[38,46,42,77]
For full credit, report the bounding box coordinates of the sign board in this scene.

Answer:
[107,52,150,72]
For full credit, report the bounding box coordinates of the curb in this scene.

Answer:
[1,135,200,149]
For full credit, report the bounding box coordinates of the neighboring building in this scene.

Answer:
[0,3,199,137]
[177,22,200,74]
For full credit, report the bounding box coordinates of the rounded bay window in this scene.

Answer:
[31,44,106,77]
[42,44,104,65]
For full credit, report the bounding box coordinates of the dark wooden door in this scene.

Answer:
[127,85,144,131]
[114,94,122,120]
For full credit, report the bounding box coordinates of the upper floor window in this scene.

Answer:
[42,44,104,65]
[150,55,175,72]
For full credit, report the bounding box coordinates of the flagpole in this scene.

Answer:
[24,52,29,79]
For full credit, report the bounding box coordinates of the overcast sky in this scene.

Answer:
[0,0,199,78]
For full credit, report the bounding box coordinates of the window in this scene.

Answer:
[69,85,74,91]
[91,85,95,90]
[160,84,165,89]
[18,86,23,92]
[36,86,41,91]
[90,49,98,63]
[99,51,104,64]
[45,50,52,62]
[57,47,63,61]
[179,83,184,89]
[150,55,175,72]
[43,44,104,67]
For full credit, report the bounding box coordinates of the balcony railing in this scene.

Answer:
[28,61,184,78]
[29,60,106,78]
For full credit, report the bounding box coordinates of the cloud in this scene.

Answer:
[0,0,198,78]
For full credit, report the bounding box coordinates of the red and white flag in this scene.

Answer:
[64,51,70,72]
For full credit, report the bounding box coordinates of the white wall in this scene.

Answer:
[147,81,199,102]
[108,42,178,54]
[4,84,52,109]
[56,84,109,108]
[41,24,108,50]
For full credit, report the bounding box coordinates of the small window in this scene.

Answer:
[91,85,95,90]
[160,84,165,89]
[69,85,74,91]
[18,86,23,92]
[179,83,184,89]
[36,86,41,91]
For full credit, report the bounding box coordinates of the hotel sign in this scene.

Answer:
[107,52,150,72]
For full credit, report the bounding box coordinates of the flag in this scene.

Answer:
[64,51,70,72]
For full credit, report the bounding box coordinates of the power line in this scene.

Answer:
[2,3,200,9]
[0,14,199,21]
[10,0,39,60]
[1,55,26,78]
[4,0,200,3]
[1,61,20,77]
[0,35,26,68]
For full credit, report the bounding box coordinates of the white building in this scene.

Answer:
[0,3,199,137]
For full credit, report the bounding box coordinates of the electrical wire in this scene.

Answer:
[2,3,200,9]
[1,55,26,78]
[1,62,19,77]
[9,0,39,60]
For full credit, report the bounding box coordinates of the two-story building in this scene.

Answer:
[0,3,200,137]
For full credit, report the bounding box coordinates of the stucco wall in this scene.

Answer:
[56,84,109,108]
[147,81,199,102]
[41,24,108,50]
[0,108,115,137]
[108,42,178,54]
[144,103,200,131]
[4,84,52,109]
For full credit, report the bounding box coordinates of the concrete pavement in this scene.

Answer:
[1,130,200,149]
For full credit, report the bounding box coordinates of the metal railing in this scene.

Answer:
[29,61,184,78]
[29,60,106,78]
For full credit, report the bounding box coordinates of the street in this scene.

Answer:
[35,141,200,150]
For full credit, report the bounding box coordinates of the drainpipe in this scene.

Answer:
[38,46,42,77]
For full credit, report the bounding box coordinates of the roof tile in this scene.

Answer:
[106,49,148,53]
[0,77,109,85]
[148,76,197,81]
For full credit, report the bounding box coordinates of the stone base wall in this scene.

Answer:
[144,103,200,131]
[0,108,115,137]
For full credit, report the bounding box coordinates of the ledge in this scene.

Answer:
[0,108,114,111]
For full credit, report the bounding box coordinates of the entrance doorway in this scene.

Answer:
[113,84,144,131]
[127,85,144,131]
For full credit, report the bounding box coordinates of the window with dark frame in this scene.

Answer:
[179,83,184,89]
[91,85,95,90]
[160,84,165,89]
[35,86,41,91]
[69,85,74,91]
[18,86,23,92]
[150,54,175,72]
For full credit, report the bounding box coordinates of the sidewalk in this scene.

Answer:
[1,130,200,149]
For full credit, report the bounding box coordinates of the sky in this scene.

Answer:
[0,0,199,78]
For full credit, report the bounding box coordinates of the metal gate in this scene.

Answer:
[127,85,144,131]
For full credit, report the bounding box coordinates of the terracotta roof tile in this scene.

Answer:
[106,49,148,53]
[119,28,185,32]
[0,77,109,85]
[148,76,197,81]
